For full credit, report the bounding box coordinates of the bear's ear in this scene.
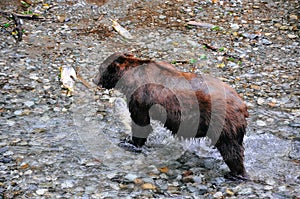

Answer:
[124,53,134,57]
[100,53,123,70]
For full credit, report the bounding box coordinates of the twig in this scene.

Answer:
[77,74,93,90]
[11,14,23,42]
[75,67,93,90]
[202,42,242,61]
[0,11,45,20]
[171,60,189,64]
[0,11,23,42]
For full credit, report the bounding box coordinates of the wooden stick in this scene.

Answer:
[77,74,93,90]
[0,11,45,20]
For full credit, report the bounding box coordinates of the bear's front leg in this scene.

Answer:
[131,121,152,147]
[118,99,153,152]
[118,121,152,153]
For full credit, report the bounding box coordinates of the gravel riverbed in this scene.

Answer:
[0,0,299,198]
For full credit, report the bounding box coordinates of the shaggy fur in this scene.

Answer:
[94,53,249,179]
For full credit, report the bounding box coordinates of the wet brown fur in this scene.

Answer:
[94,53,249,179]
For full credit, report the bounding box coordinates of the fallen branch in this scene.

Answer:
[171,60,189,64]
[202,42,242,61]
[0,11,45,20]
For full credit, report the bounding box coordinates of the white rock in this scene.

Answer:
[61,180,74,188]
[257,97,265,105]
[14,110,23,116]
[266,178,276,185]
[213,191,223,198]
[266,118,274,124]
[24,101,35,107]
[24,170,33,175]
[36,189,47,195]
[256,120,266,126]
[6,120,16,126]
[124,173,138,181]
[3,151,14,156]
[230,23,240,30]
[287,34,297,39]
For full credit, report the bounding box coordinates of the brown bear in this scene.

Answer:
[93,53,249,180]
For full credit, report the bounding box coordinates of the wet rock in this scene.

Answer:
[196,184,208,194]
[24,101,35,107]
[238,187,253,195]
[159,15,166,20]
[257,97,265,105]
[155,179,168,190]
[3,150,13,156]
[141,183,156,190]
[260,38,272,45]
[256,120,266,127]
[289,123,300,128]
[0,146,9,154]
[289,141,300,160]
[266,178,276,186]
[279,26,289,30]
[36,189,47,196]
[289,14,298,20]
[213,191,223,198]
[230,23,240,30]
[124,173,138,182]
[61,180,74,188]
[0,157,12,163]
[287,34,297,39]
[13,110,23,116]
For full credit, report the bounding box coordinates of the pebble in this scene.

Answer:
[279,26,289,30]
[3,151,14,156]
[266,118,274,124]
[230,23,240,30]
[266,178,276,186]
[24,101,35,107]
[278,185,287,192]
[264,185,273,190]
[257,97,265,105]
[141,183,156,190]
[0,146,9,154]
[36,189,47,195]
[24,170,33,175]
[159,15,166,20]
[6,120,16,126]
[239,187,253,195]
[61,180,74,188]
[197,185,208,194]
[287,34,297,39]
[213,191,223,198]
[14,110,23,116]
[124,173,138,182]
[289,14,298,20]
[256,120,267,127]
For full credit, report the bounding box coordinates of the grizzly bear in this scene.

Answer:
[93,53,249,180]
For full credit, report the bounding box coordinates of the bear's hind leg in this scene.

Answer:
[215,136,247,180]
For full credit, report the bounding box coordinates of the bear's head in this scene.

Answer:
[93,53,151,89]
